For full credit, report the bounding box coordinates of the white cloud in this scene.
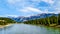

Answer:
[0,14,19,17]
[7,0,40,4]
[0,15,19,17]
[7,0,15,4]
[26,7,42,12]
[42,0,54,4]
[19,7,42,13]
[19,6,60,14]
[7,0,21,4]
[6,15,19,17]
[6,0,60,14]
[55,8,60,14]
[0,15,4,17]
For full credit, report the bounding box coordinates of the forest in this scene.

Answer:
[24,14,60,26]
[0,17,16,25]
[0,14,60,26]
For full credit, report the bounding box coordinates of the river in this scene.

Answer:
[0,24,60,34]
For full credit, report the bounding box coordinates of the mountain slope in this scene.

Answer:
[9,13,58,22]
[23,13,60,26]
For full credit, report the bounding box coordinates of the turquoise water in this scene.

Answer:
[0,24,60,34]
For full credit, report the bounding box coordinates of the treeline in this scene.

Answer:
[23,14,60,26]
[0,17,16,25]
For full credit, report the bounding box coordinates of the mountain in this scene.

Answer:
[8,13,58,22]
[23,13,60,26]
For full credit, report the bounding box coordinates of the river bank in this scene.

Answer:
[49,24,60,28]
[0,24,12,28]
[0,23,60,28]
[0,23,21,28]
[24,23,60,28]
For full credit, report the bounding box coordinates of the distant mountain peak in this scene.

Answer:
[8,13,59,22]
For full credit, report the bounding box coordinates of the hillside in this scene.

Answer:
[0,17,16,25]
[23,14,60,27]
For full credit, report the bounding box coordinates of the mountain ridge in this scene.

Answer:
[8,13,58,22]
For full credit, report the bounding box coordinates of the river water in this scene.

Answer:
[0,24,60,34]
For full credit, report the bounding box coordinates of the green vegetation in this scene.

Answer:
[0,17,16,25]
[23,14,60,26]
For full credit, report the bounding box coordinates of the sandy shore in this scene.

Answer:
[55,25,60,28]
[0,24,12,28]
[49,24,57,27]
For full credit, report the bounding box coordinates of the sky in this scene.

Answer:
[0,0,60,17]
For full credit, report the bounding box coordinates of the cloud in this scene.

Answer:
[5,14,19,17]
[7,0,40,4]
[7,0,26,8]
[6,0,51,8]
[6,14,19,17]
[42,0,54,4]
[6,0,60,16]
[7,0,54,5]
[7,0,21,4]
[19,7,56,13]
[19,7,42,13]
[0,15,4,17]
[54,8,60,14]
[0,14,19,17]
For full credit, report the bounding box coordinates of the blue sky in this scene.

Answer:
[0,0,60,17]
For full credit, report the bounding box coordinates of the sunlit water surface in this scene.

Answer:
[0,24,60,34]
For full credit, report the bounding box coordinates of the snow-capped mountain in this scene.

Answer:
[8,13,58,22]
